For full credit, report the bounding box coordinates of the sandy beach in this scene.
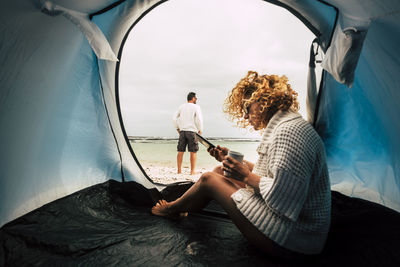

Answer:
[141,163,209,184]
[130,137,260,185]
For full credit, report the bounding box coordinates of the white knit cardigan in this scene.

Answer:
[231,110,331,254]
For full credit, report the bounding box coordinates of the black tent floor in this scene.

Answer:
[1,180,400,267]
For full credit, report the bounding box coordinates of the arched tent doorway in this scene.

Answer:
[1,0,400,231]
[98,0,337,187]
[97,0,337,190]
[117,0,325,183]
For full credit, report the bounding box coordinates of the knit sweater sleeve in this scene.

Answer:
[259,123,315,222]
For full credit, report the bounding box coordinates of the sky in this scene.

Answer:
[119,0,317,138]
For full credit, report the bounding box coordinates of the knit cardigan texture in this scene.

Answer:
[231,110,331,254]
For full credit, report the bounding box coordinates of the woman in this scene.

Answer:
[151,71,331,258]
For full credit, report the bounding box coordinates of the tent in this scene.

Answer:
[1,0,400,265]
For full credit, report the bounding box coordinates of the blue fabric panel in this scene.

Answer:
[316,13,400,211]
[272,0,337,51]
[90,0,161,187]
[0,1,122,226]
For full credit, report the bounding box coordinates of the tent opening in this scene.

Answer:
[117,0,322,184]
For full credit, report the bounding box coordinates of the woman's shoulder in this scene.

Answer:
[273,111,304,131]
[274,113,322,144]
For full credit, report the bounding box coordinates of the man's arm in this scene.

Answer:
[194,105,203,134]
[172,108,180,132]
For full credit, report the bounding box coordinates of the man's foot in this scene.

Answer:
[151,200,188,219]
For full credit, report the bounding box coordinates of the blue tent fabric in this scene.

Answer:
[316,10,400,211]
[1,0,400,264]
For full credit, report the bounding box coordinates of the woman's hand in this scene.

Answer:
[208,145,228,162]
[222,156,251,182]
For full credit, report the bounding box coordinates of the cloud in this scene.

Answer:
[119,0,315,137]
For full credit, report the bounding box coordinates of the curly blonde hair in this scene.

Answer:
[224,71,299,130]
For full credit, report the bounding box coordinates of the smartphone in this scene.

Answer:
[195,133,215,150]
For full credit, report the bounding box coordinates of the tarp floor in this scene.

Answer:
[1,180,399,266]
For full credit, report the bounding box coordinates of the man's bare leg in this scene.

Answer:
[190,152,197,175]
[177,151,184,174]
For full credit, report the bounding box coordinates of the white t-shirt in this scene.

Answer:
[172,103,203,133]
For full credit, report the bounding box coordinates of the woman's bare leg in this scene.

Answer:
[152,171,291,258]
[212,165,247,188]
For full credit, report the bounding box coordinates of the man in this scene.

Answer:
[173,92,203,175]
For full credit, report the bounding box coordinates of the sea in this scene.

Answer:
[129,136,260,170]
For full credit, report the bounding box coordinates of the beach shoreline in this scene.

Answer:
[141,163,209,184]
[130,138,260,184]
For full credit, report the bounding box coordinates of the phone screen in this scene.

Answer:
[195,133,215,150]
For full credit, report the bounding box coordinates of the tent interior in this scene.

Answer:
[1,0,400,265]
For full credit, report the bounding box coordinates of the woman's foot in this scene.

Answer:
[151,200,188,219]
